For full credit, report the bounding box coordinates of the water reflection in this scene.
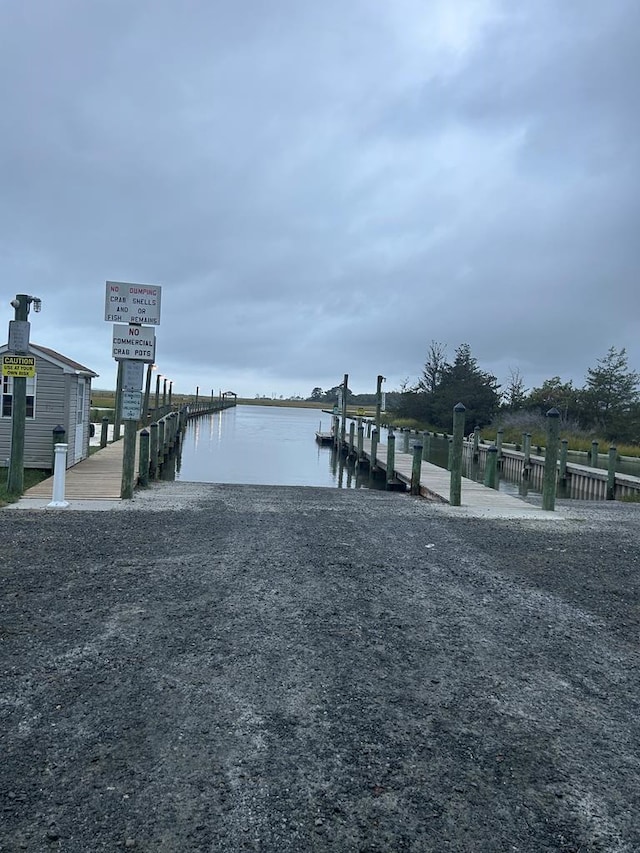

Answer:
[175,405,382,488]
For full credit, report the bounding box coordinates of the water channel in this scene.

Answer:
[173,405,540,495]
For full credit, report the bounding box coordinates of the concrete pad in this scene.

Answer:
[6,498,123,511]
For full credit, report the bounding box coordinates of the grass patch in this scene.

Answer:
[0,468,49,507]
[620,494,640,503]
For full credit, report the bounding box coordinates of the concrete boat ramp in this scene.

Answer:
[8,435,566,519]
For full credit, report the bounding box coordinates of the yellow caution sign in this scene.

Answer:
[2,355,36,377]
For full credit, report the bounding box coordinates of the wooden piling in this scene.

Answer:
[100,417,109,449]
[473,425,480,461]
[590,440,599,468]
[386,430,396,488]
[411,444,423,495]
[120,420,137,499]
[523,433,532,477]
[149,422,159,478]
[559,439,568,481]
[138,429,150,487]
[421,431,430,462]
[542,408,560,511]
[370,428,379,471]
[607,446,617,500]
[484,445,498,489]
[450,403,466,506]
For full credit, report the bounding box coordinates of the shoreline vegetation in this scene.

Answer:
[89,390,640,459]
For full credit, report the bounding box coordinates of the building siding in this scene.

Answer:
[0,348,93,469]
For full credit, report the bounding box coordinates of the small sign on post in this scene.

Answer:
[112,325,156,362]
[105,281,162,325]
[8,320,30,353]
[122,359,144,391]
[122,391,142,421]
[2,355,36,377]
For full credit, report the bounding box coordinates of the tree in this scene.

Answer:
[430,343,501,429]
[526,377,578,422]
[581,346,639,438]
[418,341,447,393]
[308,387,324,401]
[502,367,528,411]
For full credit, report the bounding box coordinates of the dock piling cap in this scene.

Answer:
[454,402,466,412]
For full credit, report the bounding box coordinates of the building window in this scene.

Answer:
[1,375,36,418]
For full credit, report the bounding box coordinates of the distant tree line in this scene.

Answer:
[384,341,639,443]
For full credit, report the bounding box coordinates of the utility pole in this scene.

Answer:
[7,294,41,494]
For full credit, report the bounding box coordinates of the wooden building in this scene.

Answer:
[0,343,98,470]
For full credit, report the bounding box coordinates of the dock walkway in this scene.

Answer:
[352,436,561,518]
[20,439,134,503]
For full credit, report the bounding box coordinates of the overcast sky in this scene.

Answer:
[1,0,638,398]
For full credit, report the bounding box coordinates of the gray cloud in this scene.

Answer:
[1,0,638,398]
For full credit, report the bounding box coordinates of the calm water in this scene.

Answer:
[175,405,637,498]
[176,405,368,487]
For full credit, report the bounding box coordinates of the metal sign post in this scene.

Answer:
[6,295,40,494]
[105,281,162,498]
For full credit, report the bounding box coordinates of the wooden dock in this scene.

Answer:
[21,439,134,501]
[343,435,562,515]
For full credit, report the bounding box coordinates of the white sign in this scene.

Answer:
[8,320,30,353]
[105,281,162,325]
[112,324,156,362]
[122,359,144,391]
[122,391,142,420]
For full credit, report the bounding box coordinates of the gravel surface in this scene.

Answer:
[1,483,639,852]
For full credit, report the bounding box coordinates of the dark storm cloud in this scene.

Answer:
[0,0,638,396]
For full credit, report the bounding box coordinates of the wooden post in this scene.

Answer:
[370,427,379,471]
[542,408,560,511]
[496,428,504,467]
[357,419,364,460]
[366,421,371,439]
[386,429,395,488]
[162,378,167,407]
[154,374,161,411]
[120,420,137,499]
[523,433,531,477]
[138,428,150,487]
[450,403,466,506]
[607,446,617,500]
[484,445,498,489]
[158,418,166,463]
[375,374,384,431]
[169,381,173,408]
[559,438,568,480]
[401,428,409,454]
[472,425,480,461]
[113,361,124,441]
[421,431,430,461]
[100,416,109,448]
[348,421,355,456]
[7,294,31,493]
[142,364,153,424]
[340,374,348,448]
[590,440,599,468]
[411,444,422,495]
[149,421,159,478]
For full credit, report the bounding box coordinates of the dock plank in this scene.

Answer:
[22,438,137,501]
